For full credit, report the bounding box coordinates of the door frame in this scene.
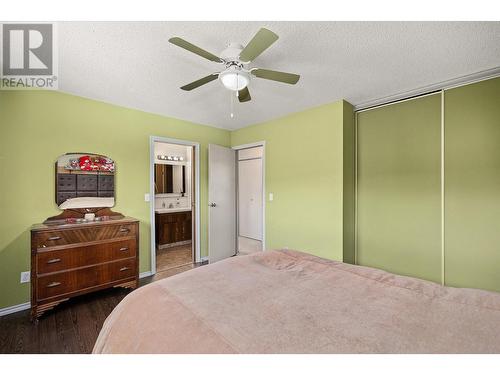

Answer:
[232,141,266,251]
[149,136,201,275]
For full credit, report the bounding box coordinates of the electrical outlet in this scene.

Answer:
[20,271,30,283]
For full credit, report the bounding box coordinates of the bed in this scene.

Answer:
[93,249,500,353]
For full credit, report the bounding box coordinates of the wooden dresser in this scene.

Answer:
[31,216,139,320]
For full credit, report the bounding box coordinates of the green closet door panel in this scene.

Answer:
[357,94,442,283]
[445,77,500,293]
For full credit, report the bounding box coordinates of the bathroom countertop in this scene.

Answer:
[155,207,192,214]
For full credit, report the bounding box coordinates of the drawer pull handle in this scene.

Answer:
[47,282,61,288]
[48,236,61,241]
[119,247,128,252]
[47,258,61,264]
[119,228,130,233]
[119,267,130,272]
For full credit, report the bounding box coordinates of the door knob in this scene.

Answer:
[209,203,217,207]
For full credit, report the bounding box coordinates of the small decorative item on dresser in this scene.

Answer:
[84,212,96,221]
[30,208,139,320]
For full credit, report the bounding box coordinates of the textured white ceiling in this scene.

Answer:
[58,22,500,130]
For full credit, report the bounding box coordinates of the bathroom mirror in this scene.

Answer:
[155,164,186,194]
[55,153,115,209]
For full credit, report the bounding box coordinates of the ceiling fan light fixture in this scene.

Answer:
[170,28,300,103]
[219,68,250,91]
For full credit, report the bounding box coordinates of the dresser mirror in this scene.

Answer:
[56,153,115,209]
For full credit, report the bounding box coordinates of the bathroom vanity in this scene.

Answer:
[154,150,193,249]
[155,209,192,248]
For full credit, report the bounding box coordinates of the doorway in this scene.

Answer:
[207,141,265,263]
[236,145,264,255]
[149,136,201,277]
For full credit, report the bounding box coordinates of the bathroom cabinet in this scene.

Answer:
[155,211,192,247]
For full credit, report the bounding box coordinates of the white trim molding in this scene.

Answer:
[0,272,154,317]
[232,141,267,151]
[0,302,30,317]
[139,271,154,279]
[354,66,500,111]
[149,136,201,275]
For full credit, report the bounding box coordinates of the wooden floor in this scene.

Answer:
[156,243,192,272]
[0,261,206,354]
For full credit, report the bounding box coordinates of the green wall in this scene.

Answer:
[445,77,500,292]
[231,100,355,261]
[0,90,230,309]
[356,94,442,283]
[2,77,498,310]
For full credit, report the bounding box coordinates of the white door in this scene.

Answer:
[238,158,263,240]
[208,144,236,263]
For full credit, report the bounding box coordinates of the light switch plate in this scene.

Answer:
[144,193,150,202]
[20,271,30,283]
[269,193,274,201]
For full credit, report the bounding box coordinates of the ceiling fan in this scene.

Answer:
[169,28,300,103]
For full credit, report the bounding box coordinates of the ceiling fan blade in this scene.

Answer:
[180,74,219,91]
[239,28,279,63]
[251,68,300,84]
[169,37,222,63]
[238,87,251,103]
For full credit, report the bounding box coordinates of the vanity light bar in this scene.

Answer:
[157,155,184,161]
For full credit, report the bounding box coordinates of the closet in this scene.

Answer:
[356,93,442,283]
[355,76,500,292]
[444,77,500,292]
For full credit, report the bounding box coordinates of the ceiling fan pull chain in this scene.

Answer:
[230,90,235,119]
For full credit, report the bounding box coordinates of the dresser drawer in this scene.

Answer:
[33,223,137,249]
[37,258,136,301]
[36,238,136,275]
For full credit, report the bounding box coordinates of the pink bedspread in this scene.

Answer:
[93,249,500,353]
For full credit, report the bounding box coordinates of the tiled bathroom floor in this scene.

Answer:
[156,243,193,272]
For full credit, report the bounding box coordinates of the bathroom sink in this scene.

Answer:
[155,207,191,214]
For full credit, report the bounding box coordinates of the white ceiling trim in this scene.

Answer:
[354,66,500,111]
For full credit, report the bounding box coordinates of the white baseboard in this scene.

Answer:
[0,271,158,317]
[1,273,153,317]
[139,271,154,278]
[201,256,209,263]
[0,302,31,317]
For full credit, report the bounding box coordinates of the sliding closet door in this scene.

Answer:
[445,77,500,292]
[356,94,442,283]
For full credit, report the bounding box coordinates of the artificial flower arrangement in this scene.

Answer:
[66,155,114,172]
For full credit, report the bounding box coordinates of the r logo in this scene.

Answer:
[2,24,53,76]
